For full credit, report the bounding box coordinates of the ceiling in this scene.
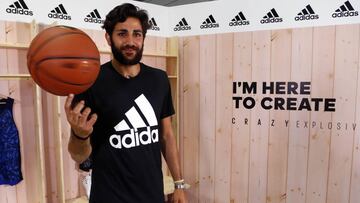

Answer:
[134,0,216,7]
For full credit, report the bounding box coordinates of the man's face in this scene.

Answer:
[108,17,144,65]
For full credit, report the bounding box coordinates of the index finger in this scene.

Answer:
[64,94,74,113]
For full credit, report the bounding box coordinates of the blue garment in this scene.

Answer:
[0,97,22,185]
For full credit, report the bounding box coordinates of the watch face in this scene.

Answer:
[175,183,185,189]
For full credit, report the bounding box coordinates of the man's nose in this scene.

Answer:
[124,34,135,46]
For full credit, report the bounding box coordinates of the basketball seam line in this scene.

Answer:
[34,59,97,87]
[36,56,100,66]
[28,31,96,66]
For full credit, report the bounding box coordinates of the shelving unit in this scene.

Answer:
[0,21,179,203]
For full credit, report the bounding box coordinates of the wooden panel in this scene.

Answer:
[248,30,271,203]
[143,36,156,65]
[178,25,360,203]
[178,37,185,175]
[143,36,167,70]
[182,36,200,202]
[267,29,292,203]
[7,21,40,203]
[13,82,34,203]
[199,34,216,202]
[0,21,17,203]
[231,31,252,203]
[306,26,335,203]
[286,27,313,203]
[326,24,359,203]
[166,57,177,76]
[60,97,80,199]
[214,33,233,203]
[155,37,167,70]
[350,24,360,203]
[0,20,9,203]
[144,36,167,70]
[42,92,56,203]
[0,21,44,203]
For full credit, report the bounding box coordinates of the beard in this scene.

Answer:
[110,39,144,65]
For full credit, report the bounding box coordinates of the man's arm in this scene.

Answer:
[65,94,97,163]
[68,130,92,163]
[160,116,182,180]
[160,116,187,202]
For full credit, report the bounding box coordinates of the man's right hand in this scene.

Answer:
[64,94,98,139]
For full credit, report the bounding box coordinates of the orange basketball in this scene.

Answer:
[27,25,100,96]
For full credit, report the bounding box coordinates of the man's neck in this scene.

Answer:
[111,59,140,79]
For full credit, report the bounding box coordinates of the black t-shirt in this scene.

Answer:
[75,61,174,203]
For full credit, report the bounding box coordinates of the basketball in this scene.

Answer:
[27,25,100,96]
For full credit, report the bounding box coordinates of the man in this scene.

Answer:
[64,3,187,202]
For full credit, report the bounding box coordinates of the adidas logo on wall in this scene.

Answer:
[149,18,160,31]
[200,14,219,29]
[332,1,358,18]
[229,12,250,26]
[48,4,71,20]
[295,4,319,21]
[6,0,33,16]
[84,9,104,24]
[110,94,159,149]
[174,18,191,31]
[260,8,283,24]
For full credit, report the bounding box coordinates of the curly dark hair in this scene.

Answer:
[102,3,151,37]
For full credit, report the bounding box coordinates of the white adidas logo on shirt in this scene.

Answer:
[109,94,159,149]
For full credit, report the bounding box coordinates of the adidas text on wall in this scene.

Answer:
[149,18,160,31]
[6,0,33,16]
[229,12,250,26]
[48,4,71,20]
[109,94,159,149]
[332,1,358,18]
[261,8,283,24]
[200,15,219,29]
[84,9,104,24]
[174,18,191,31]
[295,4,319,21]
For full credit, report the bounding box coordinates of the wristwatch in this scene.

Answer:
[174,179,185,189]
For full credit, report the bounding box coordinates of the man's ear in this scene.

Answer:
[105,33,111,46]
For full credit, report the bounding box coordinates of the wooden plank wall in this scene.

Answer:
[0,21,169,203]
[0,21,39,203]
[2,20,360,203]
[179,24,360,203]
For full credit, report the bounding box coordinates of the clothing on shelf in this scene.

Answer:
[0,97,23,186]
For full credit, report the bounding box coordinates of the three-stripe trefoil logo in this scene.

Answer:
[200,14,219,29]
[110,94,159,149]
[332,1,358,18]
[6,0,33,16]
[174,18,191,31]
[229,12,249,26]
[149,18,160,31]
[260,8,283,24]
[48,4,71,20]
[84,9,104,24]
[295,4,319,21]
